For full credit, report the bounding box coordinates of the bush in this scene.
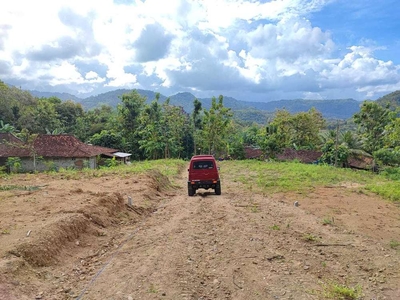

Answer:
[374,148,400,167]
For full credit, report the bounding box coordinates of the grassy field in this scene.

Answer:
[1,158,399,201]
[219,160,400,201]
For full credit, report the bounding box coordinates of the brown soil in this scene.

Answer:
[0,164,399,300]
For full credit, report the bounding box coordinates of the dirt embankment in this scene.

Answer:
[0,166,399,300]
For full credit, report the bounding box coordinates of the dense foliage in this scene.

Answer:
[1,80,400,168]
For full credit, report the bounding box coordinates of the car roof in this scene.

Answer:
[190,155,215,161]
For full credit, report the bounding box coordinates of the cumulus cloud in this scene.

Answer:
[132,23,174,62]
[0,0,398,101]
[0,24,12,51]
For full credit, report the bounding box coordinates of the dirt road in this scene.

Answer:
[1,164,400,299]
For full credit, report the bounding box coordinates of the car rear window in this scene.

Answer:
[193,161,214,169]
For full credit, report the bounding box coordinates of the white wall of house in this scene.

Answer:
[20,156,97,172]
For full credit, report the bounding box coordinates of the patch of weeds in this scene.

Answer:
[322,217,334,225]
[321,261,327,268]
[1,229,10,234]
[270,224,280,230]
[148,283,157,293]
[303,233,319,242]
[389,239,399,250]
[23,198,37,203]
[250,204,260,213]
[322,281,362,300]
[0,185,41,191]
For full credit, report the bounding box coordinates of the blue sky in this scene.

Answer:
[0,0,399,102]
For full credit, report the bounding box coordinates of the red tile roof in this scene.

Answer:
[0,133,30,157]
[0,134,117,158]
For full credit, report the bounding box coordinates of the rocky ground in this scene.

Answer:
[0,162,399,299]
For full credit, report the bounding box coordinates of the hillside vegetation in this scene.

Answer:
[30,86,362,120]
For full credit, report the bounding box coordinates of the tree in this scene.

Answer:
[353,101,395,154]
[192,99,203,155]
[200,95,233,156]
[74,105,116,141]
[137,96,164,159]
[90,130,124,150]
[117,90,146,159]
[17,98,61,133]
[161,99,187,158]
[290,108,325,149]
[55,99,84,133]
[383,116,400,149]
[258,108,326,158]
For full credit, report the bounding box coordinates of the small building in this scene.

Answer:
[0,133,130,172]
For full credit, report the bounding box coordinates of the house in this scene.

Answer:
[347,150,375,170]
[0,133,131,172]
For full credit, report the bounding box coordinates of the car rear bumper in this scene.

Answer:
[188,180,220,190]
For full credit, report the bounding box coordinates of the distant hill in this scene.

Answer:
[29,90,81,102]
[78,89,168,108]
[27,88,377,122]
[375,90,400,110]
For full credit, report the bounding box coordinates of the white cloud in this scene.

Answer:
[0,0,399,101]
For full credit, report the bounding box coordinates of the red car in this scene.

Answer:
[187,155,221,196]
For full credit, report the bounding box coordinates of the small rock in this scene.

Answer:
[303,266,310,270]
[213,279,219,284]
[294,201,299,207]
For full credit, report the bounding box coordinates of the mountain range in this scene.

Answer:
[29,89,400,123]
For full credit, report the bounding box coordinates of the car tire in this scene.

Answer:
[215,184,221,195]
[188,185,195,196]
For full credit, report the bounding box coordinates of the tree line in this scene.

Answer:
[1,80,400,167]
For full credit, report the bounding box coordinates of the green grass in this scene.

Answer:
[366,182,400,202]
[303,233,320,242]
[389,239,400,250]
[322,282,363,300]
[322,217,334,225]
[270,224,280,230]
[220,160,400,201]
[55,159,187,179]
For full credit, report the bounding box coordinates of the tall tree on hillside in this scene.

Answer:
[117,90,146,159]
[201,95,233,156]
[74,105,116,141]
[18,98,61,133]
[55,99,84,133]
[192,98,203,155]
[161,99,186,158]
[353,101,395,154]
[138,95,163,159]
[258,108,326,158]
[290,108,325,149]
